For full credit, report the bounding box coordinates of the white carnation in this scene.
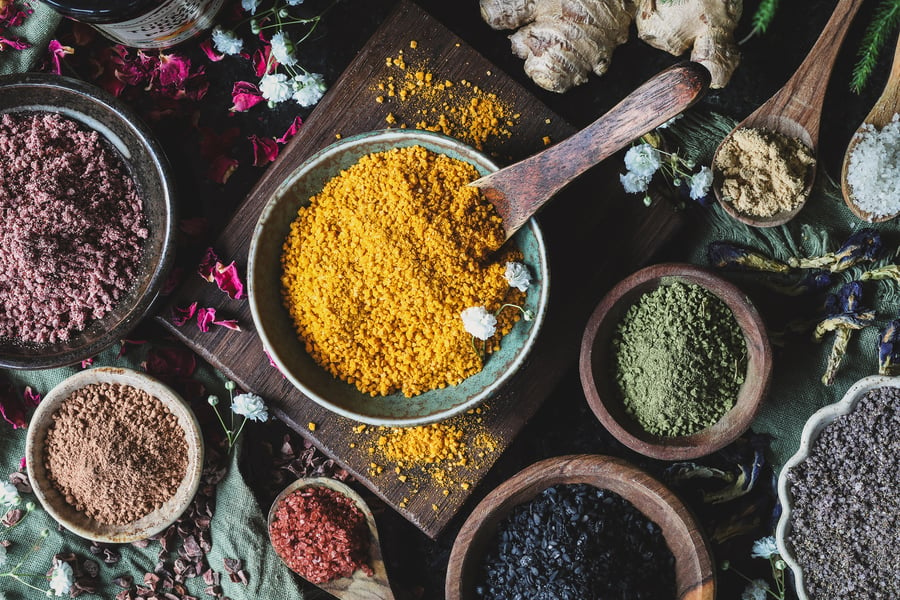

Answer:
[689,165,713,200]
[623,143,661,178]
[504,262,531,292]
[270,31,297,66]
[292,72,327,107]
[0,481,19,506]
[620,171,651,194]
[231,393,269,422]
[49,562,73,597]
[259,73,293,103]
[211,27,243,55]
[241,0,260,13]
[461,306,497,341]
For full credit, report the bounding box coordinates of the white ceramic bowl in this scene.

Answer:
[248,129,549,426]
[776,374,900,600]
[25,367,204,543]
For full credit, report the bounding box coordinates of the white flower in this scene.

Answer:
[461,306,497,341]
[620,171,651,194]
[270,31,298,66]
[241,0,260,13]
[211,27,243,55]
[751,536,779,559]
[0,481,19,506]
[0,543,7,568]
[689,165,713,200]
[740,578,769,600]
[49,561,73,597]
[212,26,244,54]
[259,73,293,103]
[623,143,661,178]
[231,393,269,422]
[292,72,327,107]
[504,262,531,292]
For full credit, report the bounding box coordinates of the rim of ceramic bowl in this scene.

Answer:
[775,374,900,600]
[25,367,204,543]
[247,128,549,426]
[0,73,177,369]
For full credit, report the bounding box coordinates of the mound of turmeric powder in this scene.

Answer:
[280,145,525,397]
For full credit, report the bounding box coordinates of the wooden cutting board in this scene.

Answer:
[156,0,685,538]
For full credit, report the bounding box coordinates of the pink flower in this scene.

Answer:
[172,302,199,326]
[277,116,304,144]
[250,134,279,166]
[230,81,264,112]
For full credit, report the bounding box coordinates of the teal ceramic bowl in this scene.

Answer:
[248,129,549,426]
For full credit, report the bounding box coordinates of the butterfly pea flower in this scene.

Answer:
[814,281,874,385]
[707,241,791,273]
[861,263,900,282]
[878,320,900,376]
[789,228,882,272]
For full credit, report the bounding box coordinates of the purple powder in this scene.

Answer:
[786,385,900,599]
[0,112,147,344]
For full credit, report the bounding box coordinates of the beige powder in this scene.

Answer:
[715,127,815,218]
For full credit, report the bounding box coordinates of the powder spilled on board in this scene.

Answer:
[0,112,147,344]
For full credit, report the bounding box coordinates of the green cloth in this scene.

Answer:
[666,111,900,470]
[0,0,60,75]
[0,346,311,599]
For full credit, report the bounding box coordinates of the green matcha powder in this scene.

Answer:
[612,282,747,437]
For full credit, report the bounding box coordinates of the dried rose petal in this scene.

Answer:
[23,386,40,407]
[199,38,224,62]
[212,261,245,299]
[157,53,190,87]
[0,376,26,429]
[10,471,31,493]
[0,36,30,51]
[230,81,264,112]
[198,248,218,282]
[81,357,95,369]
[143,346,198,380]
[208,155,239,184]
[2,508,24,526]
[18,456,26,470]
[252,43,274,77]
[277,116,304,144]
[46,40,74,75]
[172,303,199,327]
[196,307,216,333]
[249,134,278,167]
[213,318,241,331]
[117,338,148,359]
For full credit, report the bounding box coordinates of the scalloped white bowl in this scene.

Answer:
[776,374,900,600]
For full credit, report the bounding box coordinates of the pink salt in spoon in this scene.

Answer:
[711,0,865,227]
[841,32,900,222]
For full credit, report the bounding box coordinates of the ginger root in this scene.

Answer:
[480,0,742,93]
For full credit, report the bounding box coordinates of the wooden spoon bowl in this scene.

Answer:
[267,477,395,600]
[711,0,865,228]
[579,263,772,461]
[445,454,715,600]
[841,33,900,222]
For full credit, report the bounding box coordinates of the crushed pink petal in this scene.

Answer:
[46,40,74,75]
[172,301,199,326]
[80,357,94,369]
[213,261,245,299]
[212,318,241,331]
[277,116,304,144]
[23,386,41,408]
[198,247,218,282]
[0,36,30,50]
[230,81,264,112]
[18,457,26,471]
[264,349,286,378]
[250,134,279,166]
[197,307,216,332]
[199,38,224,62]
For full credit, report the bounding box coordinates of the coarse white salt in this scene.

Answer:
[847,113,900,219]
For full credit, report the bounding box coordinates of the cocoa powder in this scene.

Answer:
[43,382,188,525]
[0,112,147,344]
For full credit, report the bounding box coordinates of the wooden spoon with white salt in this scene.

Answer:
[841,33,900,222]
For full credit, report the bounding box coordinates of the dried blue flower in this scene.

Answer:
[707,241,791,274]
[789,228,882,272]
[878,320,900,375]
[816,281,874,385]
[861,263,900,282]
[758,270,832,296]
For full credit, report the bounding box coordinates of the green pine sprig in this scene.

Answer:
[739,0,780,44]
[851,0,900,94]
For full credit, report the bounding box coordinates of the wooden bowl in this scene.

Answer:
[579,263,772,460]
[248,129,549,426]
[445,454,715,600]
[25,367,204,543]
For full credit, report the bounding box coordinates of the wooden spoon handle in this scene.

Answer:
[473,61,710,238]
[766,0,865,139]
[871,33,900,127]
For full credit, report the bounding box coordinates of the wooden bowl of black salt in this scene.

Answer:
[445,454,714,600]
[25,367,203,543]
[579,263,772,461]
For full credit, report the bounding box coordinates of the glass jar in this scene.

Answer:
[39,0,226,49]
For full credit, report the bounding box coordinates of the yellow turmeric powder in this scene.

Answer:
[280,145,525,397]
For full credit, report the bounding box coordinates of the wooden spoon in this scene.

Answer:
[267,477,395,600]
[711,0,865,228]
[471,61,710,240]
[841,33,900,222]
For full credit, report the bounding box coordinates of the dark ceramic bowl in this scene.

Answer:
[0,73,176,369]
[446,455,715,600]
[579,263,772,460]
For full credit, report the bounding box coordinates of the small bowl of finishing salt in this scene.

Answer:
[25,367,204,543]
[248,129,549,426]
[445,454,715,600]
[777,375,900,600]
[0,73,176,369]
[579,263,772,460]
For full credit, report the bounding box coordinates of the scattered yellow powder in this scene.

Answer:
[307,422,316,431]
[410,40,418,49]
[373,46,519,151]
[281,146,524,398]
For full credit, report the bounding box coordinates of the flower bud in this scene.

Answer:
[250,19,261,34]
[208,395,220,406]
[225,381,236,391]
